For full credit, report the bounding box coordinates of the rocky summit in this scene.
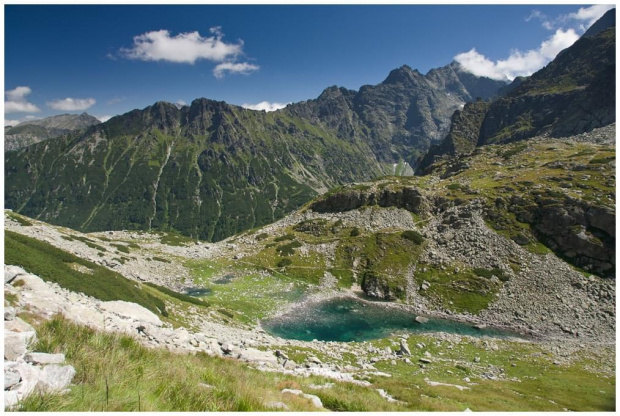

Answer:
[5,63,505,243]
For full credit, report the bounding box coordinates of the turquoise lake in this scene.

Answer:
[262,297,518,342]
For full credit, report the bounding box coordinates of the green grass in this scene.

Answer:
[160,232,196,247]
[5,231,167,317]
[6,211,33,226]
[144,282,210,308]
[415,264,502,314]
[16,315,414,412]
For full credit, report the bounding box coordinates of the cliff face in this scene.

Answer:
[416,11,616,173]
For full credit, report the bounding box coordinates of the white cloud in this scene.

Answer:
[528,4,614,32]
[5,119,21,127]
[241,101,289,112]
[5,86,41,113]
[120,28,243,64]
[213,62,259,79]
[565,4,614,29]
[96,115,112,122]
[176,99,187,106]
[455,28,580,81]
[47,97,96,111]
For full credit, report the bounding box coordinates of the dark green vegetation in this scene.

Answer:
[417,13,615,172]
[5,231,166,316]
[5,61,506,242]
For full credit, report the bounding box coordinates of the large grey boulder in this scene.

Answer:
[281,389,323,409]
[4,332,35,361]
[399,339,411,356]
[4,265,27,284]
[4,369,21,390]
[37,365,76,393]
[24,353,66,365]
[98,300,162,326]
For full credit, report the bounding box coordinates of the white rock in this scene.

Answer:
[4,332,35,361]
[37,365,76,393]
[4,265,27,284]
[4,390,19,410]
[5,369,21,390]
[24,352,66,365]
[281,389,323,408]
[5,306,16,321]
[99,301,162,326]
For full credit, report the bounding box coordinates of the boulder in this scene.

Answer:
[37,365,76,392]
[415,316,429,324]
[98,301,162,326]
[4,265,26,284]
[4,332,35,361]
[4,391,19,410]
[4,369,21,390]
[281,389,323,409]
[4,306,16,321]
[399,339,411,356]
[24,353,66,365]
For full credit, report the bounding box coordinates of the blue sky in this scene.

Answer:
[4,4,614,125]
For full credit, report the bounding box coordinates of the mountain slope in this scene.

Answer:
[5,65,505,241]
[5,112,101,151]
[417,10,615,173]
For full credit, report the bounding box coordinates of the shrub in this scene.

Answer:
[447,183,461,190]
[277,258,293,268]
[473,267,508,282]
[276,241,302,256]
[274,233,295,242]
[350,227,361,237]
[255,232,269,241]
[401,230,424,245]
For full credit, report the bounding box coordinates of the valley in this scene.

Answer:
[4,124,615,411]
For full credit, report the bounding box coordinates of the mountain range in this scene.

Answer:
[4,10,615,243]
[5,112,101,152]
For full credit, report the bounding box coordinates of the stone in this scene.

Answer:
[4,332,35,361]
[275,349,289,360]
[98,300,162,326]
[5,369,21,390]
[24,353,66,365]
[4,265,26,284]
[189,338,199,347]
[415,316,429,324]
[4,306,16,321]
[5,317,36,334]
[37,365,76,392]
[421,281,431,291]
[4,390,19,410]
[281,389,323,409]
[194,333,207,344]
[221,343,234,354]
[399,339,411,356]
[419,358,432,364]
[307,356,322,364]
[474,356,481,363]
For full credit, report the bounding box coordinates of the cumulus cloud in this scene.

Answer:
[120,28,243,64]
[528,4,614,32]
[241,101,290,112]
[5,86,41,113]
[176,99,187,106]
[213,62,259,79]
[47,97,96,111]
[455,28,579,81]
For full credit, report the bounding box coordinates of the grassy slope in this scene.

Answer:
[12,313,615,412]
